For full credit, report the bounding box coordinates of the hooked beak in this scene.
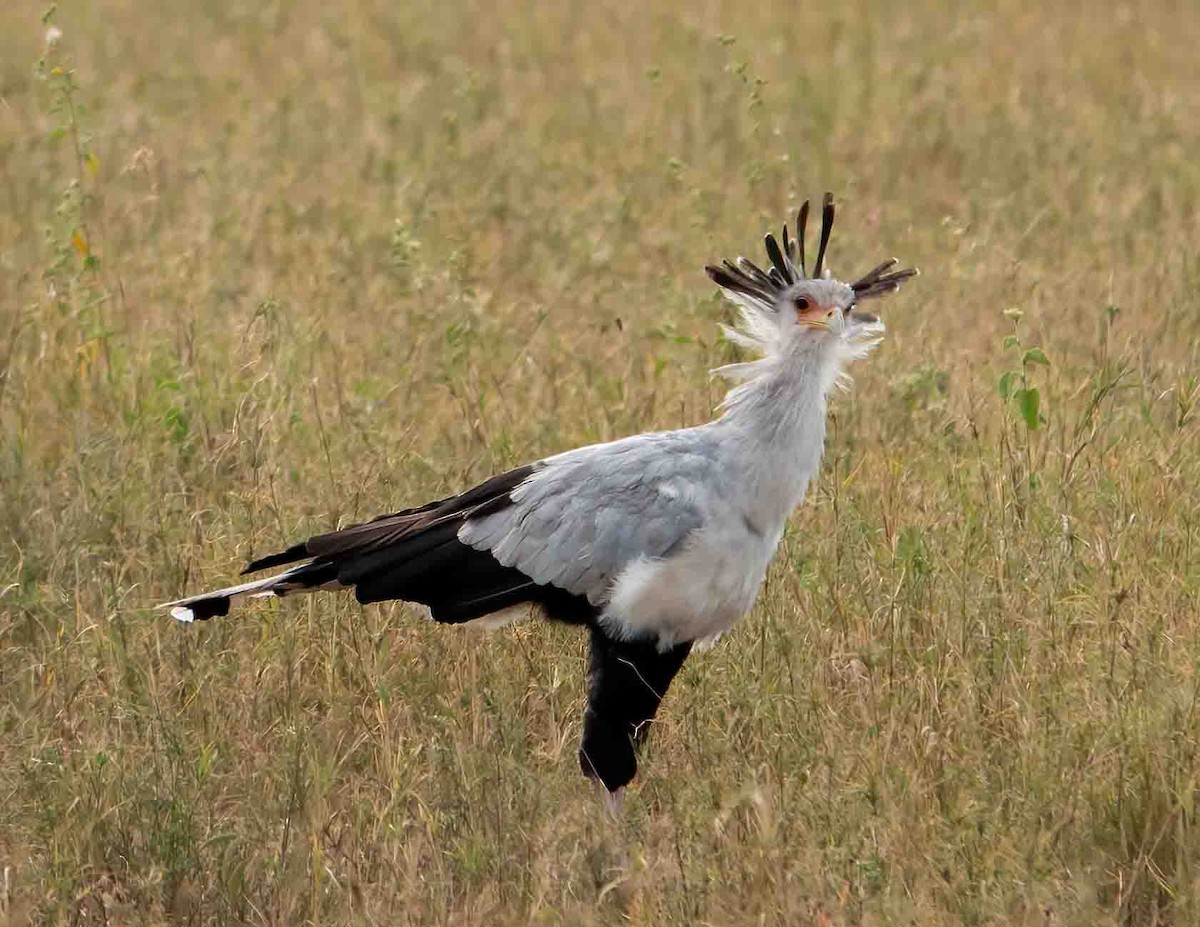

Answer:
[801,307,879,334]
[798,306,839,331]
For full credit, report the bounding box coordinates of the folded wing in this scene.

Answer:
[458,435,715,606]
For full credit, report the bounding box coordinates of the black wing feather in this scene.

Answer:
[184,462,601,625]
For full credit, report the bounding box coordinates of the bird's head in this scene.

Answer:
[779,277,860,340]
[705,193,916,375]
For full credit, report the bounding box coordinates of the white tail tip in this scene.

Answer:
[170,606,196,623]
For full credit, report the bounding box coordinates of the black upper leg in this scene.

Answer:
[578,628,692,792]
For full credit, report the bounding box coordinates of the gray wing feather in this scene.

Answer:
[458,434,716,604]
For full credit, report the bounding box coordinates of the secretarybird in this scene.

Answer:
[164,193,915,803]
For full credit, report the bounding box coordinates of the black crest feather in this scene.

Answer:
[706,192,917,306]
[813,192,835,279]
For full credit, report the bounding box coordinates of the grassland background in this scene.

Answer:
[2,0,1199,923]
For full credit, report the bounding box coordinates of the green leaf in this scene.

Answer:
[1023,347,1050,366]
[1003,334,1020,350]
[164,406,189,442]
[896,526,931,578]
[998,370,1018,401]
[1014,387,1040,429]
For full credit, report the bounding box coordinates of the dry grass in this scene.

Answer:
[2,0,1199,923]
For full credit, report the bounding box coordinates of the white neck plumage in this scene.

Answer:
[710,340,844,531]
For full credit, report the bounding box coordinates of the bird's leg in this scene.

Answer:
[602,786,625,819]
[589,782,633,909]
[579,628,693,794]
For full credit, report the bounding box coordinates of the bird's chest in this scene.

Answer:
[601,515,781,648]
[597,412,824,648]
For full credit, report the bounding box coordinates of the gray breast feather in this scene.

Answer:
[458,435,717,604]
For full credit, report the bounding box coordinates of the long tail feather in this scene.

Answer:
[160,562,337,622]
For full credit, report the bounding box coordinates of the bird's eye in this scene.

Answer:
[793,296,811,311]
